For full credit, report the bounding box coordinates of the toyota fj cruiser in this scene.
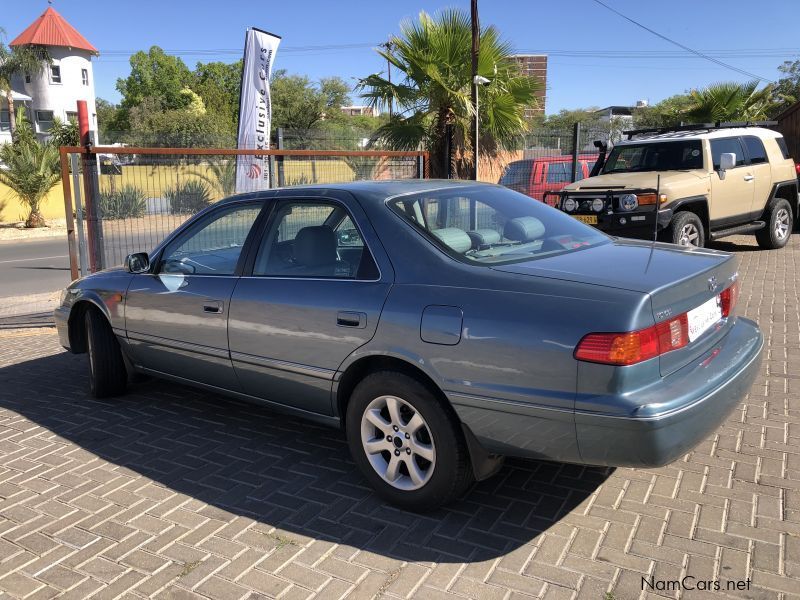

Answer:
[553,122,799,249]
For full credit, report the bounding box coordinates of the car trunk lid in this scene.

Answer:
[492,239,739,376]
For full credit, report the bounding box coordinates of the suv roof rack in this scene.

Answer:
[623,121,778,140]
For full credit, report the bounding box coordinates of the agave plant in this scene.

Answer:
[98,185,147,219]
[166,180,213,215]
[357,9,541,178]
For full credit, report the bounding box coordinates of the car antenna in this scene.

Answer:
[645,174,661,274]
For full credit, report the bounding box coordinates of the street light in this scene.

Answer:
[473,75,490,181]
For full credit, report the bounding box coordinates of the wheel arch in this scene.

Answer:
[670,196,710,235]
[67,297,111,354]
[768,180,799,223]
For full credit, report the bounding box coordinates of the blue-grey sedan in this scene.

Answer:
[55,180,763,511]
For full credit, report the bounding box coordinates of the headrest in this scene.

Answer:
[504,216,545,242]
[431,228,472,253]
[294,226,337,266]
[467,228,501,249]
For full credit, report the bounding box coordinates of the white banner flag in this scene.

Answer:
[235,28,281,193]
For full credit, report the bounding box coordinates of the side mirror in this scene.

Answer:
[126,252,150,274]
[719,153,736,172]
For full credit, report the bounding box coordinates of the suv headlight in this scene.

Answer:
[619,194,638,211]
[563,198,577,212]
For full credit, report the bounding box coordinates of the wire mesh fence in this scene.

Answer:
[59,147,427,277]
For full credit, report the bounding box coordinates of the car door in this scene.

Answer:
[742,135,772,219]
[709,137,754,225]
[124,200,264,390]
[228,194,393,416]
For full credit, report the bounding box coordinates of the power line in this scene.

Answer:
[590,0,771,82]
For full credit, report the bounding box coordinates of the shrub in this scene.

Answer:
[97,185,147,219]
[166,180,212,214]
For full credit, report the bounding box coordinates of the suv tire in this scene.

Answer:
[85,309,127,398]
[346,371,473,511]
[665,211,705,248]
[756,198,793,250]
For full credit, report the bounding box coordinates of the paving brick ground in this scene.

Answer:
[0,234,798,600]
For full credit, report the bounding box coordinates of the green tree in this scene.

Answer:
[771,60,800,117]
[543,108,603,129]
[0,32,50,137]
[632,93,695,128]
[193,60,242,126]
[126,97,232,147]
[96,98,125,142]
[50,116,79,147]
[116,46,193,111]
[271,71,352,131]
[684,81,774,123]
[357,9,540,178]
[0,110,60,227]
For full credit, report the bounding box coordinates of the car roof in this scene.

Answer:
[217,179,494,204]
[620,126,782,144]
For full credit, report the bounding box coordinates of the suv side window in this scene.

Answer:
[743,136,768,165]
[710,138,746,170]
[776,137,791,160]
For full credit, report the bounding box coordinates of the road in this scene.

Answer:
[0,238,71,299]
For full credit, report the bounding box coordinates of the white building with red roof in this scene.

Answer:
[3,5,98,142]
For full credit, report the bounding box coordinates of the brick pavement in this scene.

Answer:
[0,234,798,600]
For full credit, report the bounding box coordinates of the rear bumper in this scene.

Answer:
[54,305,71,351]
[575,317,763,467]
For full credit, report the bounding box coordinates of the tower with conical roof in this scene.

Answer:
[8,5,98,140]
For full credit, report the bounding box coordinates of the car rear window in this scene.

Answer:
[776,136,791,160]
[387,185,609,266]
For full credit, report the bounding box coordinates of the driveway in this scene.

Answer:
[0,234,797,600]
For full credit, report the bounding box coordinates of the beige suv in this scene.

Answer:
[555,123,798,249]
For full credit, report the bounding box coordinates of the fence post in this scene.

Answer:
[59,148,79,281]
[77,101,103,272]
[70,153,88,277]
[571,121,581,183]
[276,127,285,187]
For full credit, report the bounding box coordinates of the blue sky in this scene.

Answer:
[5,0,799,114]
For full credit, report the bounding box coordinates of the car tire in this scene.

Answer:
[345,370,473,511]
[756,198,793,250]
[664,211,705,248]
[85,309,127,398]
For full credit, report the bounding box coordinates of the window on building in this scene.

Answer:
[81,69,89,86]
[66,111,78,124]
[50,65,61,84]
[0,110,10,132]
[35,110,55,132]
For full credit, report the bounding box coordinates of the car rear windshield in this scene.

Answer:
[387,186,609,266]
[603,140,704,173]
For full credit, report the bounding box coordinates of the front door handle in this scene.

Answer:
[337,311,366,328]
[203,301,224,314]
[743,175,754,182]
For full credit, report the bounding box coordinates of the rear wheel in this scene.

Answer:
[345,371,472,511]
[664,211,705,248]
[756,198,792,249]
[85,309,127,398]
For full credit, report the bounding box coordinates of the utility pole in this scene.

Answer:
[470,0,479,180]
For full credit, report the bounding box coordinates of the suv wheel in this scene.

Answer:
[85,309,127,398]
[666,212,705,248]
[345,371,472,511]
[756,198,793,250]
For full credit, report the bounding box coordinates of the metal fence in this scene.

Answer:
[58,146,428,279]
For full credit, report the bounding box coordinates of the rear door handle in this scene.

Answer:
[743,175,754,181]
[203,301,224,314]
[337,311,366,328]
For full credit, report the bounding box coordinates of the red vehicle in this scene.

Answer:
[499,155,598,201]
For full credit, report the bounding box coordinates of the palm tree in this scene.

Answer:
[0,110,60,227]
[357,9,540,179]
[0,33,50,138]
[685,81,775,124]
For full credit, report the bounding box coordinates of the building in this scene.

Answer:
[340,105,380,117]
[511,54,547,118]
[594,101,649,131]
[2,6,98,144]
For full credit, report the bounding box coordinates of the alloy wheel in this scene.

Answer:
[775,208,790,241]
[678,223,700,247]
[360,395,436,491]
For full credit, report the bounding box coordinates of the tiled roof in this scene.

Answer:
[10,7,98,54]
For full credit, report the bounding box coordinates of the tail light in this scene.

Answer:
[575,282,737,366]
[795,163,800,176]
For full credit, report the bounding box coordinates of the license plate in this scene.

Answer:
[572,215,598,224]
[687,296,722,342]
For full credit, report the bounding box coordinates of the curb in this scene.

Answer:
[0,291,60,319]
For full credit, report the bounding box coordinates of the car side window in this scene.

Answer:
[253,201,377,279]
[546,162,571,184]
[710,138,747,170]
[743,136,768,165]
[159,203,262,276]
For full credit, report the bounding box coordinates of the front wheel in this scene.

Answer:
[85,309,127,398]
[663,211,705,248]
[345,371,473,511]
[756,198,793,249]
